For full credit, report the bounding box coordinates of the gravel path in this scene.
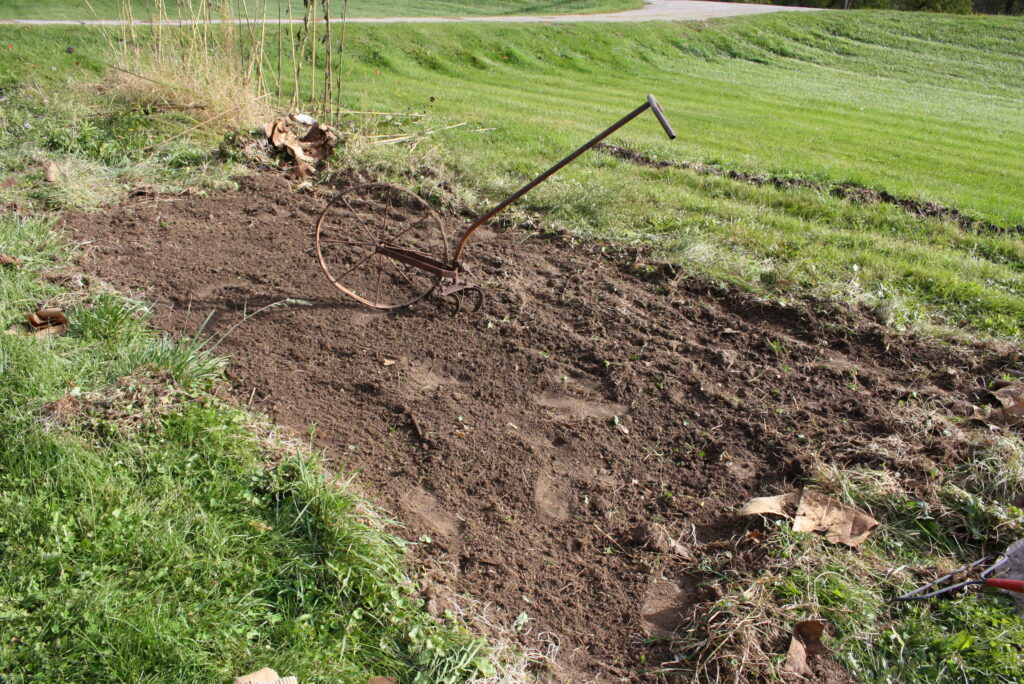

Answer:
[0,0,816,26]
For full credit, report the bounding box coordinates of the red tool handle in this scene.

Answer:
[986,578,1024,593]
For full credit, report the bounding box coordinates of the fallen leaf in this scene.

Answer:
[741,529,763,544]
[233,668,278,684]
[44,161,59,183]
[27,307,68,330]
[783,619,828,677]
[0,176,16,189]
[265,117,340,176]
[737,489,878,547]
[737,492,800,517]
[792,489,879,547]
[989,382,1024,427]
[299,123,339,162]
[970,381,1024,428]
[32,323,67,339]
[0,253,21,267]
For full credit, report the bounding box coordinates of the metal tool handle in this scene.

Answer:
[647,94,676,140]
[986,578,1024,593]
[451,94,678,261]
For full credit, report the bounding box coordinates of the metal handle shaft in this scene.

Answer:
[648,94,676,140]
[452,94,677,261]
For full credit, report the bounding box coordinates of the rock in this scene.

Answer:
[629,522,691,558]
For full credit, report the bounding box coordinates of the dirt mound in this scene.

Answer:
[63,173,1014,680]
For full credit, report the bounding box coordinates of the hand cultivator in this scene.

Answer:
[315,95,676,312]
[892,554,1024,603]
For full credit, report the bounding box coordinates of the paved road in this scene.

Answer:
[0,0,816,26]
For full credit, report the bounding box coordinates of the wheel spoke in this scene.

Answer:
[382,256,417,287]
[379,186,393,245]
[374,254,384,305]
[318,238,375,247]
[316,182,448,310]
[387,214,430,244]
[340,197,378,245]
[333,249,377,281]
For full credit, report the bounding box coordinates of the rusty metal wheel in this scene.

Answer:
[315,182,449,310]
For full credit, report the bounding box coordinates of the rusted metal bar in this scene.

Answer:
[452,94,676,261]
[377,245,459,280]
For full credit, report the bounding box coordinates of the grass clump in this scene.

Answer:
[0,215,489,680]
[314,11,1024,338]
[0,0,644,21]
[677,429,1024,682]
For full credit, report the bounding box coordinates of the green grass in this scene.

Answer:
[0,215,489,681]
[2,11,1024,680]
[308,12,1024,337]
[0,0,643,21]
[692,438,1024,682]
[678,434,1024,682]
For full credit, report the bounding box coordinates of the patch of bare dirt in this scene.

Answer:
[63,172,1018,681]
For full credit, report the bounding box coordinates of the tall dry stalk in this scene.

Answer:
[308,0,318,107]
[334,0,349,123]
[106,0,270,129]
[323,0,333,122]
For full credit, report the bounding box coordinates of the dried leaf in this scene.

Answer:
[737,492,800,518]
[737,490,878,547]
[793,489,879,547]
[44,161,59,183]
[0,253,21,267]
[990,382,1024,426]
[970,382,1024,428]
[264,117,338,176]
[233,668,297,684]
[299,123,339,162]
[741,529,763,544]
[0,176,16,190]
[32,323,67,339]
[27,308,68,330]
[783,619,828,677]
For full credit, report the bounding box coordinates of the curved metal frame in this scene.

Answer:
[315,182,449,310]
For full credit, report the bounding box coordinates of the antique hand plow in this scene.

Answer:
[315,94,676,312]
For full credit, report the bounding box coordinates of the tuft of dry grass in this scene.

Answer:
[106,0,272,129]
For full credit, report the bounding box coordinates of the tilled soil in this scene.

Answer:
[64,173,1015,681]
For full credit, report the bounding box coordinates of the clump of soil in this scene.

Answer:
[63,173,1016,680]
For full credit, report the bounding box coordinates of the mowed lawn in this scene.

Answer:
[322,12,1024,335]
[1,11,1022,335]
[0,0,643,21]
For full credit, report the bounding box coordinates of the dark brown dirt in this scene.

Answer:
[63,172,1018,681]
